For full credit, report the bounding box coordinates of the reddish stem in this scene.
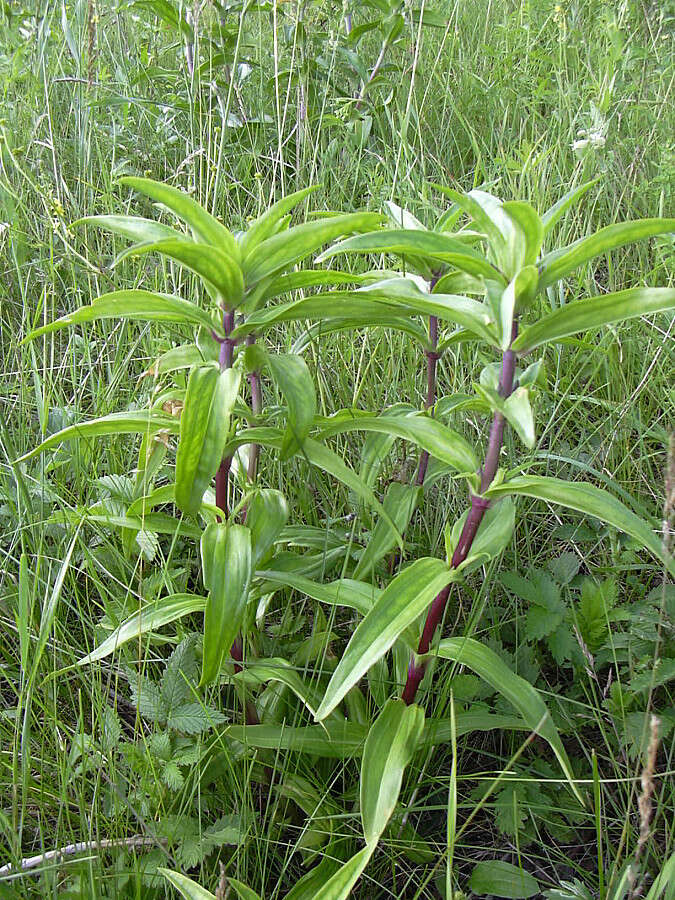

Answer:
[402,322,519,705]
[416,315,439,486]
[246,333,262,484]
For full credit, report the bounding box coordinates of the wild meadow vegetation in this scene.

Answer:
[1,1,674,898]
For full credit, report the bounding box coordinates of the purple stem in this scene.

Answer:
[402,322,518,706]
[246,333,262,484]
[213,308,258,726]
[416,315,439,486]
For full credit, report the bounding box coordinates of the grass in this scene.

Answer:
[0,0,673,897]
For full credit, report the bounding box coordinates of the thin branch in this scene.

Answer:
[0,836,165,877]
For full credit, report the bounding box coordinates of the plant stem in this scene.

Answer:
[402,322,518,705]
[246,333,262,484]
[416,314,439,486]
[214,308,259,726]
[215,308,235,518]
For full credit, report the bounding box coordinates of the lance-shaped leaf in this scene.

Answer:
[485,475,673,577]
[317,408,478,475]
[175,365,241,516]
[316,558,456,720]
[435,637,583,803]
[247,489,289,567]
[234,657,324,718]
[17,410,178,463]
[119,176,239,259]
[253,571,382,618]
[225,429,401,542]
[200,523,252,685]
[266,353,316,458]
[117,238,244,307]
[317,229,503,282]
[538,218,675,288]
[444,497,516,573]
[290,314,431,354]
[78,594,207,665]
[513,286,675,355]
[356,278,499,346]
[240,185,319,258]
[361,699,425,845]
[159,870,215,900]
[23,290,221,343]
[244,212,385,285]
[473,384,536,448]
[354,483,422,579]
[541,179,600,235]
[502,201,544,269]
[74,214,179,244]
[435,188,508,257]
[313,845,375,900]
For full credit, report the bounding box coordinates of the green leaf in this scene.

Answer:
[469,860,540,899]
[175,365,241,516]
[645,852,675,900]
[317,408,479,475]
[539,219,675,288]
[246,489,290,567]
[266,353,317,458]
[159,869,215,900]
[502,202,544,267]
[23,290,221,344]
[354,483,421,579]
[473,384,535,448]
[313,844,375,900]
[235,657,324,718]
[244,212,384,285]
[118,238,244,307]
[513,287,675,354]
[227,880,262,900]
[200,523,252,685]
[78,594,206,664]
[438,188,507,257]
[361,699,425,844]
[541,180,600,235]
[435,637,582,803]
[241,185,319,258]
[316,559,455,720]
[74,214,179,243]
[500,266,539,345]
[358,278,499,346]
[444,498,516,573]
[119,176,239,259]
[284,858,343,900]
[485,475,673,577]
[17,410,178,463]
[318,229,503,282]
[227,720,368,757]
[290,314,430,353]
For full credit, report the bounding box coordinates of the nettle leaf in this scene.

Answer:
[577,576,617,650]
[161,634,200,710]
[200,523,252,685]
[360,699,425,845]
[486,475,673,577]
[513,287,675,354]
[316,559,455,720]
[167,702,227,734]
[175,365,241,516]
[128,673,165,723]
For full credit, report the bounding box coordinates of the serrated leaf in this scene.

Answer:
[316,559,455,720]
[175,365,241,516]
[548,552,581,585]
[162,760,184,790]
[360,699,425,844]
[161,634,200,710]
[128,674,165,723]
[167,702,226,734]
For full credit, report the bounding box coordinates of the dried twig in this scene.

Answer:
[0,835,165,878]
